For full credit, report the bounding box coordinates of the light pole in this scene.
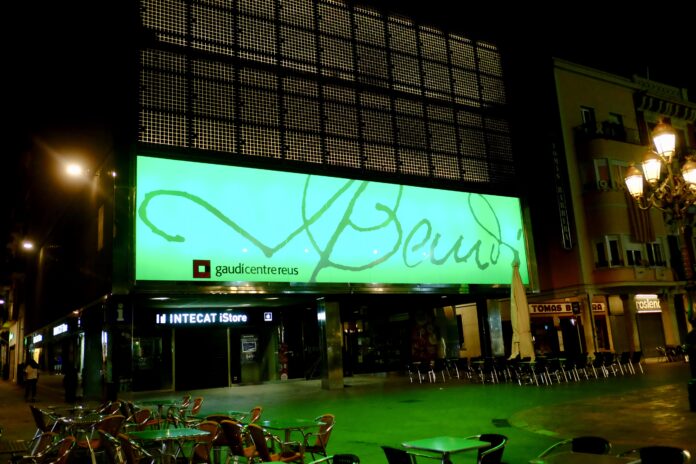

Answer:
[624,119,696,410]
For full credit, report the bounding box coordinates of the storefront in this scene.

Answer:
[527,301,609,355]
[634,294,666,358]
[123,154,530,391]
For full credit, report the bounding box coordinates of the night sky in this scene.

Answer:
[2,1,694,274]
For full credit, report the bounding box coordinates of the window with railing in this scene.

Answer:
[595,236,624,268]
[626,249,642,266]
[646,242,666,266]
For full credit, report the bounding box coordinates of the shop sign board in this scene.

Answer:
[529,303,573,314]
[529,302,606,315]
[635,295,662,312]
[136,156,528,285]
[155,311,249,325]
[591,303,606,312]
[53,323,69,336]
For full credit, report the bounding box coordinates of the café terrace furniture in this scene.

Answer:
[246,424,302,463]
[256,418,320,446]
[202,415,234,464]
[381,446,416,464]
[528,451,640,464]
[300,414,335,460]
[189,421,219,464]
[306,455,360,464]
[246,407,263,425]
[26,433,59,457]
[124,409,154,433]
[128,426,211,464]
[135,400,186,429]
[462,434,507,464]
[536,436,612,458]
[618,445,691,464]
[14,436,76,464]
[73,414,126,464]
[118,433,155,464]
[630,351,644,374]
[180,398,205,428]
[29,407,60,442]
[0,438,30,463]
[219,420,256,464]
[401,436,490,464]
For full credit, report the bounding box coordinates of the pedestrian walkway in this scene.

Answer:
[1,361,693,463]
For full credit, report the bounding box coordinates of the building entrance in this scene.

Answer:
[175,327,230,390]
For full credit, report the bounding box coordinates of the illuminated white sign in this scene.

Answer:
[33,334,43,344]
[264,312,273,322]
[529,304,572,314]
[53,324,69,336]
[635,296,661,312]
[155,312,248,325]
[529,302,606,314]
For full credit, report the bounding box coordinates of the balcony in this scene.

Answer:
[573,121,642,145]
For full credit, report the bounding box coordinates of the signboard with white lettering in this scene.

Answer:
[53,324,69,336]
[529,302,606,315]
[635,298,662,312]
[155,312,249,325]
[136,156,528,285]
[529,303,573,314]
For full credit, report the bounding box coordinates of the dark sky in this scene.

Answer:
[376,1,694,97]
[3,2,694,228]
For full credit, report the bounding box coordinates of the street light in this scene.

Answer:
[625,119,696,408]
[624,120,696,221]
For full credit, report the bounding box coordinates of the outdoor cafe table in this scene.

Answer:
[135,399,183,427]
[402,436,489,464]
[128,427,210,464]
[528,451,640,464]
[193,410,248,421]
[257,418,320,443]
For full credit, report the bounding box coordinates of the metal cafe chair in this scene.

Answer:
[306,455,360,464]
[463,434,508,464]
[301,414,335,460]
[246,424,302,463]
[537,435,611,458]
[619,445,691,464]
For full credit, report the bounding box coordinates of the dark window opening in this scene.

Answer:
[609,239,622,266]
[596,242,608,267]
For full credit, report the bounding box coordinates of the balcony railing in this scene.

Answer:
[574,122,642,145]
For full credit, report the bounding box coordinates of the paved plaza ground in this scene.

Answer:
[1,360,694,463]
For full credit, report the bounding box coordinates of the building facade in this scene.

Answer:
[5,0,534,397]
[525,59,695,359]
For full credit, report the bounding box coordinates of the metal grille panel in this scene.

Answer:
[138,0,516,188]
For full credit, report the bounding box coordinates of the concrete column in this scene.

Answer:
[620,294,640,352]
[486,300,504,357]
[319,301,343,390]
[582,294,597,354]
[83,327,104,401]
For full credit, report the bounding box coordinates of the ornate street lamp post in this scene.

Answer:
[624,120,696,410]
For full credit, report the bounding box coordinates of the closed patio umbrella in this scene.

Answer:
[508,262,535,360]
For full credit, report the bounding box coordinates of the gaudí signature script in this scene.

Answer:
[138,176,522,282]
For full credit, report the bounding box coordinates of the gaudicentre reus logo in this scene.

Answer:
[192,259,211,278]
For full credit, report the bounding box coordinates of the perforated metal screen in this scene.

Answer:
[138,0,514,185]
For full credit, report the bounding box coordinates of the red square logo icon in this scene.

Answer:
[193,259,211,278]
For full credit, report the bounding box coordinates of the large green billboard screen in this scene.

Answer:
[136,156,528,284]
